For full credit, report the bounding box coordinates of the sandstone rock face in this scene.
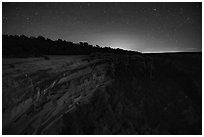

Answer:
[3,54,150,134]
[3,53,201,135]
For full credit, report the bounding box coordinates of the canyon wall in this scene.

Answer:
[3,54,151,134]
[3,53,201,135]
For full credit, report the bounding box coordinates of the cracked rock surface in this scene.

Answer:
[3,53,202,135]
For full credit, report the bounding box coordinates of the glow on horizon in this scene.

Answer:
[2,3,202,53]
[142,49,201,53]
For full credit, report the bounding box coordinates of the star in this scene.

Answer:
[26,17,30,24]
[153,8,157,11]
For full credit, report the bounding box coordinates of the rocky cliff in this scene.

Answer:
[2,53,201,134]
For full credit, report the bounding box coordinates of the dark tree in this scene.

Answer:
[2,34,141,58]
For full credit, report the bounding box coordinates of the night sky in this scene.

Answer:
[2,2,202,53]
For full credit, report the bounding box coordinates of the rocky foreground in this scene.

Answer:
[2,53,202,134]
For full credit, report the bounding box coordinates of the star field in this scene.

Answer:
[2,2,202,53]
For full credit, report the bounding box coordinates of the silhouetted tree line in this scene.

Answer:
[3,34,141,58]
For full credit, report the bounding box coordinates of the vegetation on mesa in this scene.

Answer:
[3,34,141,58]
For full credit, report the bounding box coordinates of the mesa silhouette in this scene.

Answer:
[3,34,141,58]
[2,34,202,135]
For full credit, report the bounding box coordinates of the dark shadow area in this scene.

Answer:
[2,34,141,58]
[58,53,202,135]
[2,34,202,135]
